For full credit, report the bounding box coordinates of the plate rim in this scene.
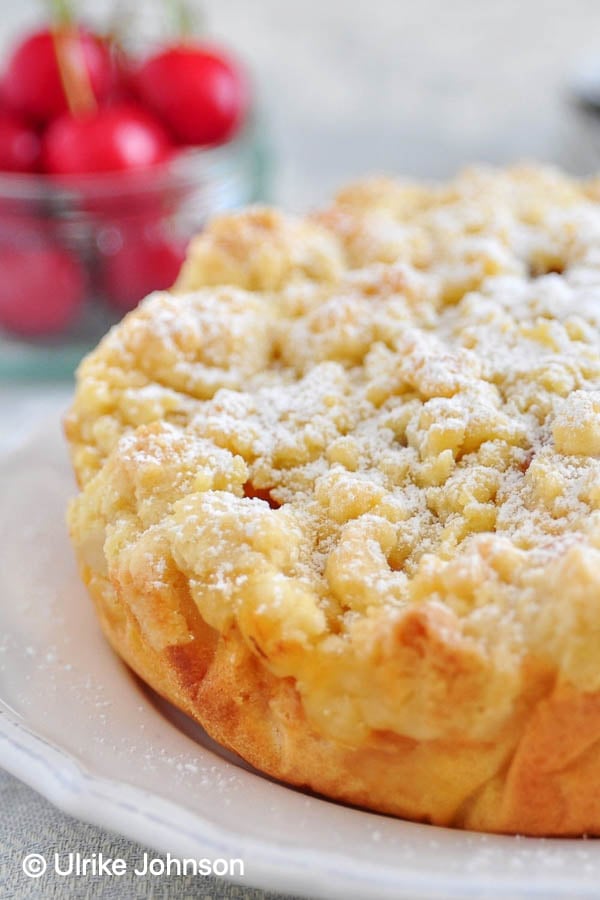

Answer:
[0,706,531,900]
[2,421,600,900]
[4,703,600,900]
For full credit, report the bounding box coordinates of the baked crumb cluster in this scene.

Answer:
[67,165,600,747]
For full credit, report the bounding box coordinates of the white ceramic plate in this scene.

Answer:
[1,423,600,900]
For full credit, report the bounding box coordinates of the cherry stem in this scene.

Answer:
[166,0,197,38]
[48,0,97,117]
[50,0,74,25]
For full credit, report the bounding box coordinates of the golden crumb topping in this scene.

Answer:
[67,164,600,746]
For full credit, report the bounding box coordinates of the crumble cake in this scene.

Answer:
[66,165,600,834]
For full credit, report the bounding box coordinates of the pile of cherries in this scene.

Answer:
[0,17,248,339]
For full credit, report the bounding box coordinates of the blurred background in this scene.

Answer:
[3,0,600,442]
[199,0,600,205]
[1,1,600,204]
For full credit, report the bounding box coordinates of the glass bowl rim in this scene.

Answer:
[0,124,257,203]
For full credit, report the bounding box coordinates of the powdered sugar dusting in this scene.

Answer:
[67,164,600,767]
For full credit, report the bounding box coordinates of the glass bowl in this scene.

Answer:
[0,121,269,380]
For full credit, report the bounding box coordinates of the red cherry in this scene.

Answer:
[109,47,140,105]
[0,211,47,245]
[99,224,185,312]
[0,245,85,337]
[42,104,173,175]
[0,113,41,172]
[135,45,247,146]
[3,28,114,124]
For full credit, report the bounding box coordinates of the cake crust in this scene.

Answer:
[66,165,600,835]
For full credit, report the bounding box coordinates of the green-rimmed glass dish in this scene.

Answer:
[0,118,270,380]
